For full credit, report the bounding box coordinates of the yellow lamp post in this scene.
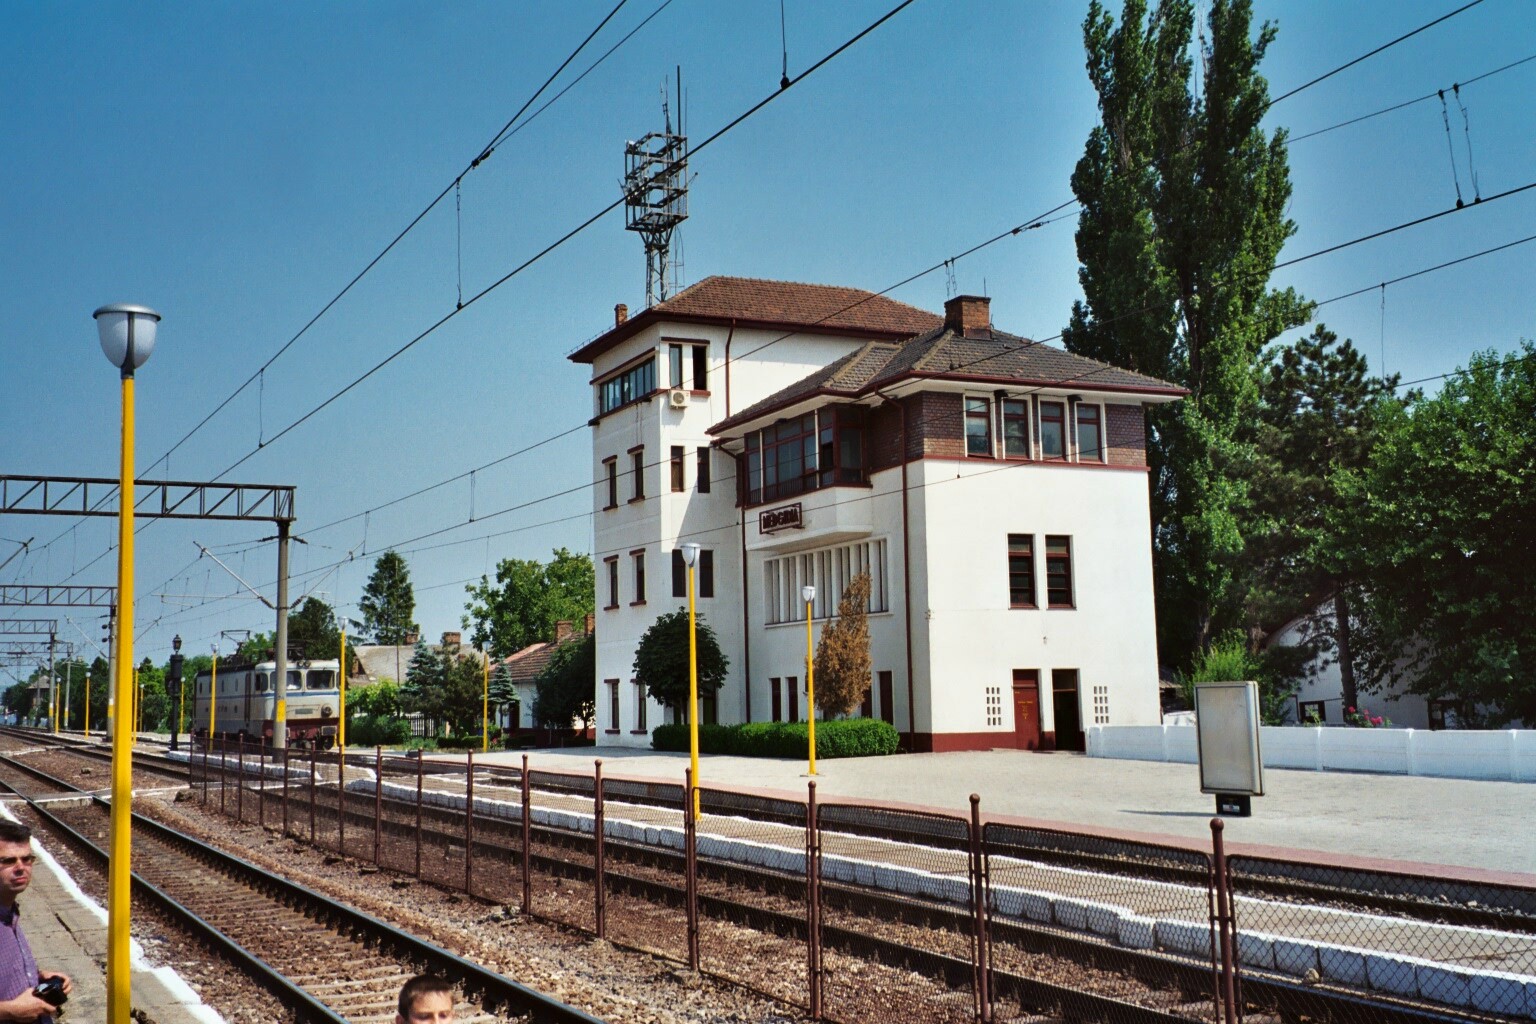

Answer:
[482,648,490,753]
[96,301,159,1024]
[84,673,91,738]
[337,615,347,751]
[209,645,219,744]
[802,584,817,776]
[681,542,701,818]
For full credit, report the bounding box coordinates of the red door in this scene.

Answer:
[1012,670,1041,751]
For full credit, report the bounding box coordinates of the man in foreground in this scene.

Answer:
[0,820,72,1023]
[396,974,455,1023]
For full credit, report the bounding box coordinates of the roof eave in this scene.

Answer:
[569,310,926,364]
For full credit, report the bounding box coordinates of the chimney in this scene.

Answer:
[555,620,573,642]
[404,632,420,645]
[441,631,461,649]
[584,612,595,635]
[614,303,628,326]
[943,295,991,337]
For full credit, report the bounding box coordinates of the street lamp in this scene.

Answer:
[167,635,184,753]
[802,585,817,776]
[95,300,159,1024]
[681,542,701,817]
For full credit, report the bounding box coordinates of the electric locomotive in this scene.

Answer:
[191,656,342,748]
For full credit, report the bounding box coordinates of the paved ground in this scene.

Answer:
[457,746,1536,877]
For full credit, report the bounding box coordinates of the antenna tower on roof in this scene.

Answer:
[623,67,689,307]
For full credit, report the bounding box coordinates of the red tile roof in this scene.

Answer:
[568,276,941,364]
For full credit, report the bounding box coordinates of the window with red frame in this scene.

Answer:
[1040,401,1066,460]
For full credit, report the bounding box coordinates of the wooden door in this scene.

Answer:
[770,678,781,722]
[1012,670,1041,751]
[878,671,894,725]
[787,677,799,723]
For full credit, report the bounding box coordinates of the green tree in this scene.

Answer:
[400,639,443,727]
[359,550,418,645]
[632,608,729,719]
[1345,344,1536,723]
[3,680,31,722]
[288,596,343,664]
[1064,0,1310,667]
[349,678,402,719]
[400,641,483,736]
[813,573,873,717]
[533,633,596,733]
[1248,326,1405,709]
[463,548,594,658]
[236,632,273,662]
[136,656,169,731]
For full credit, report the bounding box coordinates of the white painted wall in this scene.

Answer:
[1269,612,1432,729]
[1088,724,1536,782]
[910,457,1163,740]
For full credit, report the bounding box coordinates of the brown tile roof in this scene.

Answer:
[711,326,1185,434]
[568,276,941,363]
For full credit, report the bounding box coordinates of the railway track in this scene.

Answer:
[0,750,608,1024]
[286,766,1500,1024]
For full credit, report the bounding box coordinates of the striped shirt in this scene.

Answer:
[0,901,49,1024]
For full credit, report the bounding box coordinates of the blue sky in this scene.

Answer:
[2,1,1533,669]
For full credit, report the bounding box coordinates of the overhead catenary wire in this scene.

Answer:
[1266,0,1486,107]
[135,211,1536,635]
[14,0,1491,587]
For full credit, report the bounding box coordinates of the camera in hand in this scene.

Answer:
[33,975,67,1007]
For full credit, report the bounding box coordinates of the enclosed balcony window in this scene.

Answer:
[743,407,867,505]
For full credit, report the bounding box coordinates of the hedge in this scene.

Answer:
[651,717,899,758]
[347,714,411,747]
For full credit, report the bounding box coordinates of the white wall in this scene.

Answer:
[912,457,1163,739]
[1088,724,1536,782]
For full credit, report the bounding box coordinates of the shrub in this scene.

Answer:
[347,714,411,747]
[651,718,898,759]
[434,729,503,749]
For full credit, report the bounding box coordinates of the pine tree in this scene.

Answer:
[359,550,418,645]
[1249,326,1404,709]
[813,573,873,717]
[1064,0,1311,667]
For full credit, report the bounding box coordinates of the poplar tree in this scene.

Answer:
[1064,0,1310,666]
[359,550,418,645]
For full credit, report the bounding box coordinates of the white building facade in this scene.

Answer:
[570,277,1183,751]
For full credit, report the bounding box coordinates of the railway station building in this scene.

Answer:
[569,277,1184,752]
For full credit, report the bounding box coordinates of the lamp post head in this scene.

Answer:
[93,304,161,378]
[802,585,816,605]
[172,634,182,653]
[681,542,701,568]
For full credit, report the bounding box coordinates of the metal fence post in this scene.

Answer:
[464,750,475,896]
[521,754,532,914]
[374,746,383,866]
[309,744,317,845]
[685,766,699,972]
[237,741,245,820]
[258,742,266,828]
[594,759,606,940]
[807,779,821,1021]
[415,751,424,879]
[969,793,991,1023]
[219,737,227,814]
[337,745,346,856]
[281,742,289,837]
[201,739,208,803]
[1210,819,1239,1024]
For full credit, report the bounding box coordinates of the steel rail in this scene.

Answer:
[26,799,349,1024]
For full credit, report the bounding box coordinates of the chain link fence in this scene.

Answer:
[1226,852,1536,1024]
[184,747,1536,1024]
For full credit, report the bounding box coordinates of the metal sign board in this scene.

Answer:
[1195,681,1264,797]
[759,502,803,534]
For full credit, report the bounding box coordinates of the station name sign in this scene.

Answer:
[759,502,803,534]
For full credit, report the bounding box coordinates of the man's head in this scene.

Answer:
[0,820,36,907]
[395,975,454,1024]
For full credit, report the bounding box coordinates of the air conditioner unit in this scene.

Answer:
[668,389,689,409]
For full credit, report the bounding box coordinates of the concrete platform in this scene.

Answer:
[450,746,1536,878]
[1,803,224,1023]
